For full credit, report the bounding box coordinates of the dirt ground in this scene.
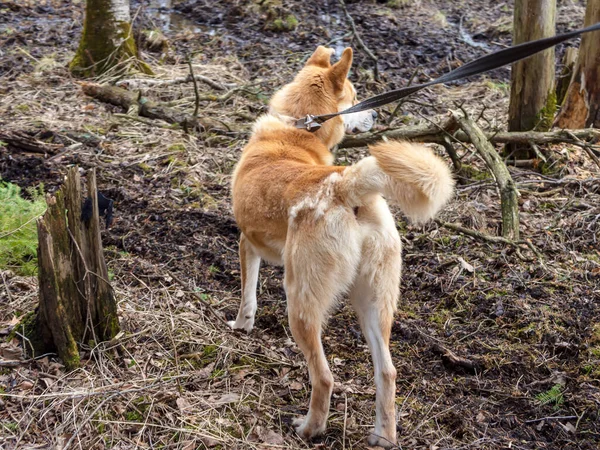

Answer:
[1,0,599,449]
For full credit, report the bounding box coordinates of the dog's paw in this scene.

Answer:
[227,320,253,333]
[367,432,396,449]
[293,416,326,440]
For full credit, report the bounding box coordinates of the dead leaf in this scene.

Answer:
[560,422,576,434]
[262,429,285,445]
[176,397,192,413]
[458,257,474,273]
[216,393,239,404]
[289,381,303,391]
[199,436,220,448]
[18,380,34,390]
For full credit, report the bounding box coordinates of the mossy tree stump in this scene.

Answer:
[35,167,118,370]
[70,0,152,77]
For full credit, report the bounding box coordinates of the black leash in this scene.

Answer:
[295,21,600,132]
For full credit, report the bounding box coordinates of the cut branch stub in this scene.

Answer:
[35,167,118,370]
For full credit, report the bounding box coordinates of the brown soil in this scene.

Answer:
[0,1,599,449]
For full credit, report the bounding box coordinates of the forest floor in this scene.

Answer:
[1,0,599,449]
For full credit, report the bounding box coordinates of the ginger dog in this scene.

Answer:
[229,46,454,447]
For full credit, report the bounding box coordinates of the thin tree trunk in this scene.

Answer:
[35,168,119,370]
[70,0,152,77]
[508,0,557,158]
[555,0,600,128]
[452,111,520,241]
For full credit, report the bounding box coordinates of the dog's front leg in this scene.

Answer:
[228,233,260,333]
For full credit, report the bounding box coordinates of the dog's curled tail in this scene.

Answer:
[340,140,455,223]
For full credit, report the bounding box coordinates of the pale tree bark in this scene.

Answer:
[70,0,152,77]
[555,0,600,128]
[508,0,557,158]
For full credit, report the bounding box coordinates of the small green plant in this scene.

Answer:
[2,422,18,433]
[536,384,564,409]
[0,181,46,275]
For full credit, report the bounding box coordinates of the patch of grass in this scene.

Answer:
[0,181,46,275]
[485,80,510,95]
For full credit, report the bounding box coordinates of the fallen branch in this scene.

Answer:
[451,109,520,240]
[565,130,600,170]
[116,74,231,91]
[338,0,379,80]
[0,130,63,154]
[435,219,544,262]
[525,415,578,424]
[80,82,227,131]
[431,343,482,375]
[338,123,600,149]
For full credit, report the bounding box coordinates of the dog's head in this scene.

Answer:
[269,46,377,149]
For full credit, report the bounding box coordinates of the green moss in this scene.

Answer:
[387,0,413,8]
[138,163,153,173]
[124,410,143,422]
[267,14,298,32]
[535,90,557,132]
[0,182,46,276]
[167,143,186,152]
[70,1,152,77]
[459,164,491,181]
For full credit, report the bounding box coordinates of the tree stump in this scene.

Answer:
[555,0,600,128]
[35,167,118,370]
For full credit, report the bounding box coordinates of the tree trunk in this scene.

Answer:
[555,0,600,128]
[70,0,152,77]
[507,0,557,158]
[555,47,578,106]
[35,168,118,370]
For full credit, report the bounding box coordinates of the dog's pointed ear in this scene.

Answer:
[306,46,334,68]
[329,48,353,92]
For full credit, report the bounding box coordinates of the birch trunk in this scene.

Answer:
[555,0,600,128]
[507,0,557,158]
[70,0,152,77]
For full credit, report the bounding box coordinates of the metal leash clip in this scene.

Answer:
[295,115,322,132]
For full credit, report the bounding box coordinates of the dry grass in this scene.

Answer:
[1,1,600,449]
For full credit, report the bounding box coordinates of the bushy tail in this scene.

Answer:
[338,140,455,223]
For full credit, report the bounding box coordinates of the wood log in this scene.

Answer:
[35,167,118,370]
[337,123,600,149]
[80,82,225,131]
[451,110,521,240]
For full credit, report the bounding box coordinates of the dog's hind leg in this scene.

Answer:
[228,233,261,333]
[288,310,333,439]
[284,211,361,440]
[350,198,401,448]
